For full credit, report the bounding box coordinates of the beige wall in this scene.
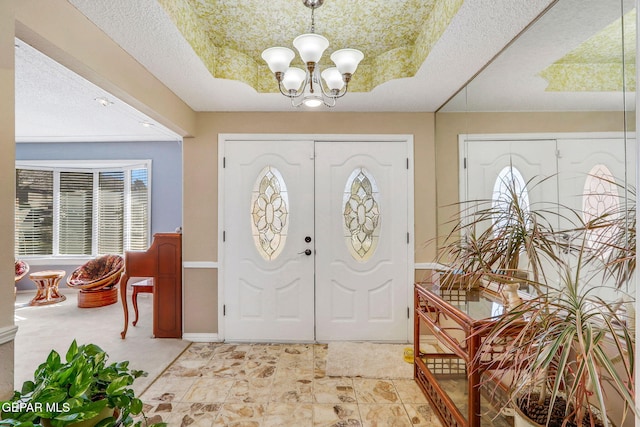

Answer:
[434,111,630,240]
[182,112,436,334]
[0,0,16,399]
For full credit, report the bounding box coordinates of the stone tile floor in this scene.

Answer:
[138,342,510,426]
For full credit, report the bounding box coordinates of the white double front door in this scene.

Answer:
[222,137,410,342]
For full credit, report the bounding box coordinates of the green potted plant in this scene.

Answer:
[0,340,164,427]
[437,173,564,296]
[435,171,637,426]
[478,234,635,427]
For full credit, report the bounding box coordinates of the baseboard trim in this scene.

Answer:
[182,333,221,343]
[0,325,18,345]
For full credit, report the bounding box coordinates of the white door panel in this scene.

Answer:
[557,138,633,300]
[223,138,410,342]
[465,139,558,206]
[557,138,628,214]
[224,140,315,341]
[315,141,409,341]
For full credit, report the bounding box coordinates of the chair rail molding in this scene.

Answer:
[183,261,218,269]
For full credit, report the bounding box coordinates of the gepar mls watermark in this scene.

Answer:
[2,401,71,413]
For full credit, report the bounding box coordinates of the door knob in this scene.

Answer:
[298,249,312,256]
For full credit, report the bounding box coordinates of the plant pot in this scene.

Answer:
[40,406,116,427]
[513,402,543,427]
[514,394,609,427]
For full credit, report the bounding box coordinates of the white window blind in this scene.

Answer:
[129,168,149,251]
[15,161,151,258]
[15,169,53,255]
[59,172,93,255]
[98,171,125,254]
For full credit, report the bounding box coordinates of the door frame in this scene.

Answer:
[218,133,415,342]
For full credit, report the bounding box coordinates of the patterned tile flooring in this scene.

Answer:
[139,342,509,427]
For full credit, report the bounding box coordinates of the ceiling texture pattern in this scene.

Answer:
[20,0,617,141]
[67,0,556,112]
[539,9,636,92]
[157,0,463,93]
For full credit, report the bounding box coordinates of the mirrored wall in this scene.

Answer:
[435,0,636,298]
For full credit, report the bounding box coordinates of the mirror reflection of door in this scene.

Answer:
[462,133,636,299]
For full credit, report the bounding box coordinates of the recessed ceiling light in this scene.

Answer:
[94,97,113,107]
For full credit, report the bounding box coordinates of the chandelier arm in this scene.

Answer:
[321,97,336,108]
[291,96,306,108]
[330,84,350,99]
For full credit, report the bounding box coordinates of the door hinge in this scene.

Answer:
[556,149,561,158]
[407,307,410,319]
[463,157,467,169]
[223,157,226,168]
[223,231,226,242]
[407,232,410,244]
[223,305,226,316]
[406,158,409,169]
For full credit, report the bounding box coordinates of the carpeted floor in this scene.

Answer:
[13,288,190,394]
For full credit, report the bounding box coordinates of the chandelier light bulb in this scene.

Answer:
[282,67,306,92]
[330,48,364,75]
[321,67,344,91]
[293,33,329,63]
[261,47,295,74]
[303,95,323,108]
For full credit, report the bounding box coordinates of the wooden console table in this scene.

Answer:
[414,282,520,427]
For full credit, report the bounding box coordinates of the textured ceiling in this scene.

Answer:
[19,0,630,142]
[67,0,556,112]
[15,39,179,143]
[440,0,636,112]
[158,0,462,93]
[539,9,636,92]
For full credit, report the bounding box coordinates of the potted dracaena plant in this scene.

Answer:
[435,170,637,426]
[0,340,165,427]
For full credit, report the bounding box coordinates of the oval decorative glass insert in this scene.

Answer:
[251,166,289,260]
[582,164,619,252]
[492,166,530,233]
[343,168,380,261]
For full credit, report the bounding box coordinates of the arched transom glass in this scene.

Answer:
[343,168,380,262]
[583,164,619,252]
[251,166,289,260]
[492,166,531,232]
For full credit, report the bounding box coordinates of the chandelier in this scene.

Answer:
[261,0,364,108]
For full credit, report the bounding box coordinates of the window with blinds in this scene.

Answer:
[15,169,53,255]
[98,171,125,254]
[14,161,151,258]
[59,172,93,255]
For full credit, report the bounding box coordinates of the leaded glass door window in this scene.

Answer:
[250,166,289,260]
[343,167,381,262]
